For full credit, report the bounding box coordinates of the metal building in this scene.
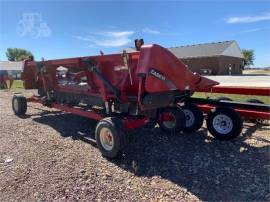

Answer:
[168,40,244,75]
[0,61,24,79]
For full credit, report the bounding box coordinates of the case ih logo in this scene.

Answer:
[149,69,165,81]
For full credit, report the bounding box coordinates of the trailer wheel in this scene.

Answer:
[95,117,126,159]
[182,103,204,133]
[206,107,243,140]
[158,107,185,134]
[12,95,27,115]
[246,99,268,125]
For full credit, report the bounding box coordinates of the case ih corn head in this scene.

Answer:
[12,44,270,158]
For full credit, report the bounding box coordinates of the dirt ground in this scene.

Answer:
[0,90,269,201]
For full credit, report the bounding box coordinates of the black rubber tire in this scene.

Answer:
[216,97,233,102]
[12,95,27,115]
[182,103,204,133]
[246,99,264,104]
[206,107,243,140]
[95,117,126,159]
[158,107,186,134]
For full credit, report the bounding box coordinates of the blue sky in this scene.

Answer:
[0,0,270,67]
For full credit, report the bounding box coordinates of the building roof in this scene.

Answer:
[0,61,24,71]
[168,40,244,59]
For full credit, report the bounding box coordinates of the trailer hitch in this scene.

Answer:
[84,59,121,98]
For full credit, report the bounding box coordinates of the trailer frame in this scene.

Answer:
[193,85,270,120]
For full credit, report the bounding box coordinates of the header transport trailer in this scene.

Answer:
[12,44,269,158]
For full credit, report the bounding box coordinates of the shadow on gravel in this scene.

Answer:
[31,112,269,201]
[32,113,98,147]
[118,126,270,201]
[18,110,63,119]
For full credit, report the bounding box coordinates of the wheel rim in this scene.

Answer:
[183,109,195,127]
[100,127,114,151]
[13,99,19,112]
[162,112,176,129]
[212,114,233,134]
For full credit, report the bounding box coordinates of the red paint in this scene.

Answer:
[136,45,219,93]
[123,117,149,130]
[26,96,44,104]
[22,44,218,110]
[22,43,270,130]
[159,112,175,122]
[27,96,150,129]
[197,104,270,120]
[198,86,270,96]
[51,103,104,120]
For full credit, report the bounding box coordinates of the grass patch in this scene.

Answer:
[10,80,24,89]
[243,69,270,75]
[193,92,270,104]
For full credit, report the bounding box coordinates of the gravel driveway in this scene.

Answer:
[0,90,269,201]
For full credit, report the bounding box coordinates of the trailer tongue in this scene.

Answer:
[12,44,268,158]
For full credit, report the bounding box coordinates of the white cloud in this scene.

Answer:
[94,37,131,47]
[17,13,51,38]
[75,30,135,47]
[227,13,270,24]
[239,28,265,33]
[142,28,182,37]
[142,28,161,34]
[105,31,134,37]
[74,36,92,41]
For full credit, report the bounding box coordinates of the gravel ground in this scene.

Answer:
[0,90,269,201]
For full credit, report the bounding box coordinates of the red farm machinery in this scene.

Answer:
[12,44,270,158]
[0,73,13,89]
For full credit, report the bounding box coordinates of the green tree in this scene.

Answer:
[242,49,255,67]
[6,48,34,61]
